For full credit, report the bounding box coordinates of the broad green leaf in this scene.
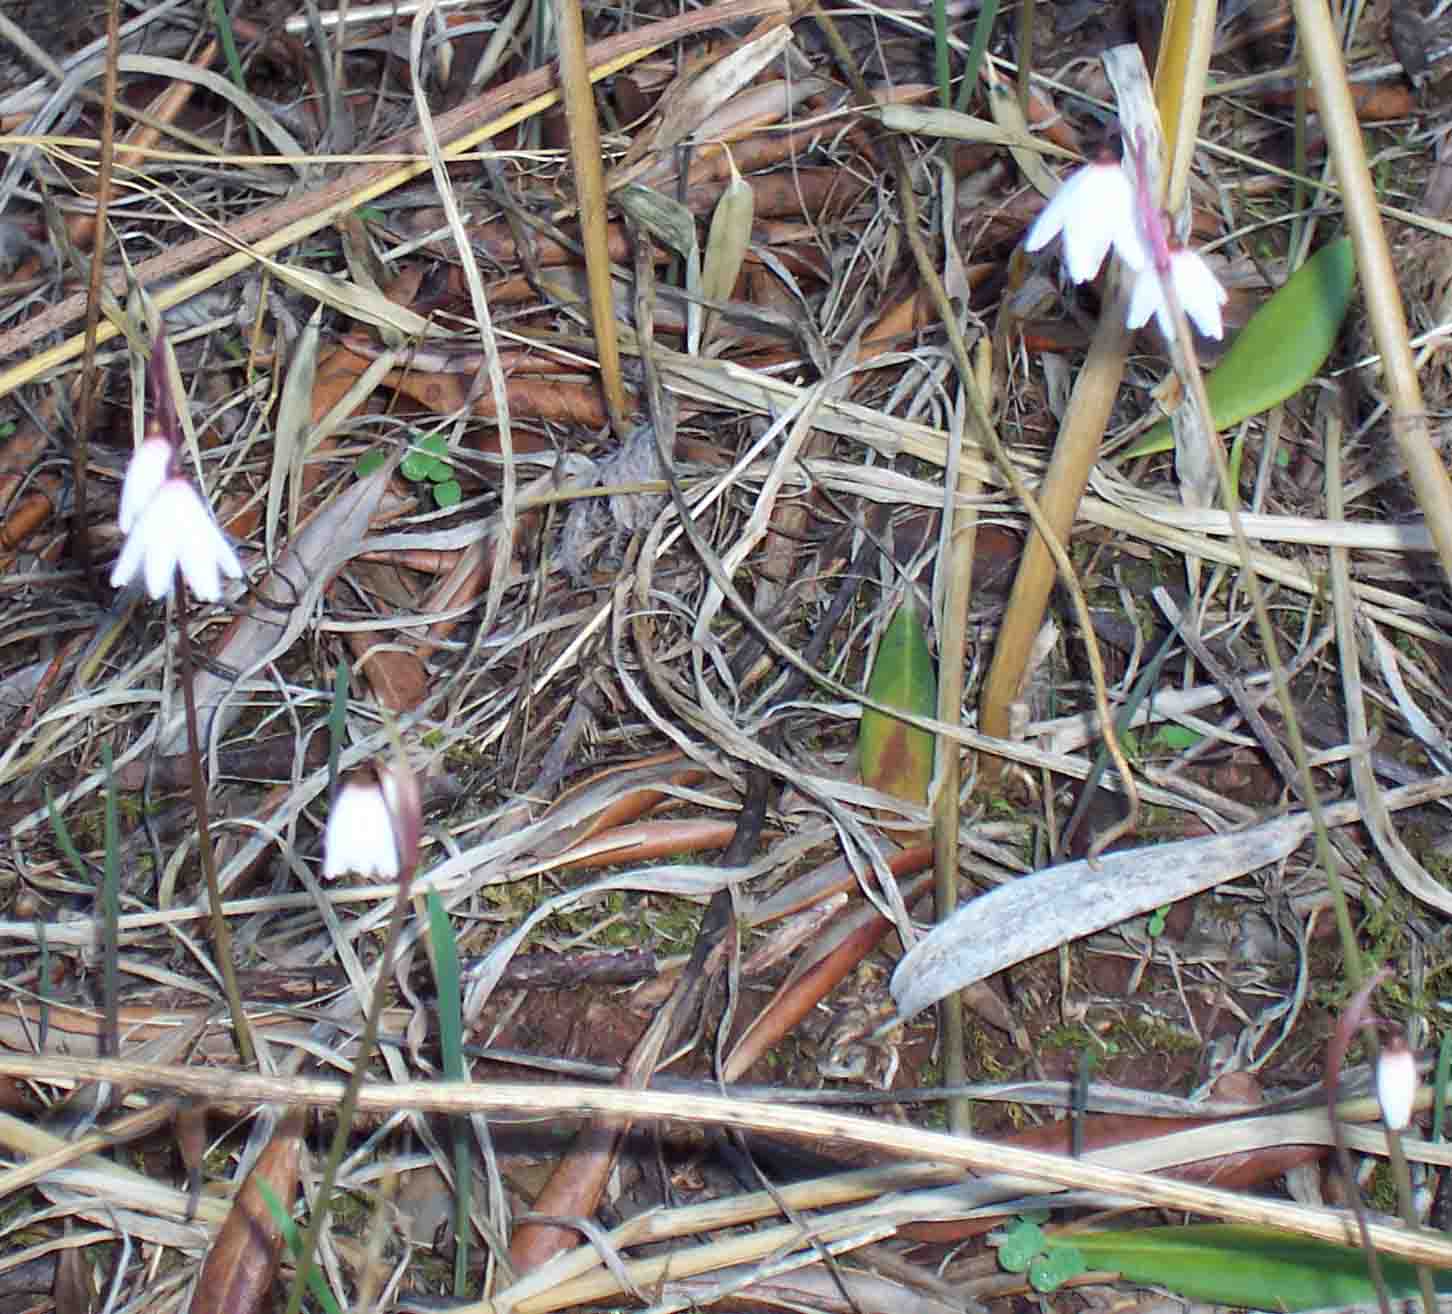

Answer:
[1051,1224,1452,1312]
[434,479,463,508]
[859,595,937,806]
[1131,238,1355,456]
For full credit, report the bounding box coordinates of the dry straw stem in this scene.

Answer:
[1290,0,1452,585]
[554,0,629,436]
[0,0,788,400]
[976,280,1130,740]
[934,336,989,1136]
[10,1060,1452,1269]
[1153,0,1215,218]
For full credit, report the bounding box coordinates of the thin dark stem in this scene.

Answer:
[284,841,419,1314]
[72,0,122,602]
[173,574,255,1067]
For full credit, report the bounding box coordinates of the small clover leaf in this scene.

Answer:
[1029,1244,1086,1293]
[433,479,463,508]
[997,1220,1045,1273]
[355,449,389,477]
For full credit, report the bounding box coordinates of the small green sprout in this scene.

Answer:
[994,1214,1087,1293]
[357,432,462,508]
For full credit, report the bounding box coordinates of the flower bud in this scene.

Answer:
[1376,1034,1417,1132]
[323,770,402,880]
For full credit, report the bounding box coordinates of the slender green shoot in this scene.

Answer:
[932,0,951,106]
[955,0,1000,113]
[209,0,261,156]
[428,891,471,1296]
[327,659,350,799]
[257,1180,344,1314]
[101,744,120,1058]
[1434,1032,1452,1143]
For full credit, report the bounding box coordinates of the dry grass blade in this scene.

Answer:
[10,1062,1452,1268]
[554,0,629,434]
[0,0,788,395]
[9,0,1452,1305]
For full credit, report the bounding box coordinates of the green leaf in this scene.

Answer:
[859,595,937,806]
[326,659,350,799]
[427,892,465,1080]
[1030,1244,1086,1292]
[426,891,472,1296]
[1054,1224,1452,1312]
[1153,724,1202,751]
[401,450,432,481]
[257,1180,344,1314]
[433,479,463,508]
[997,1219,1045,1273]
[1130,238,1356,457]
[355,449,388,478]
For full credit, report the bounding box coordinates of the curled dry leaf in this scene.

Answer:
[189,1110,306,1314]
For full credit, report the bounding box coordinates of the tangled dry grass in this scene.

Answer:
[5,0,1452,1311]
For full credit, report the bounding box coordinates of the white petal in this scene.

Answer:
[1376,1040,1417,1131]
[118,437,173,534]
[1169,248,1228,340]
[1126,251,1229,343]
[171,487,243,601]
[1026,163,1141,284]
[323,779,400,879]
[1126,265,1169,336]
[113,479,243,602]
[109,520,147,591]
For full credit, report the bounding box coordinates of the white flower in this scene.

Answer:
[110,477,244,602]
[118,437,174,534]
[323,775,401,880]
[1025,161,1147,284]
[1376,1036,1417,1132]
[1127,248,1229,341]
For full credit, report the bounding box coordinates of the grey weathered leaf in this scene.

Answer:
[890,815,1313,1020]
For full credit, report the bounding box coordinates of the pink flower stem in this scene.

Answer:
[174,574,256,1068]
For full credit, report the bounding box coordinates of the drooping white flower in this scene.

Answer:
[117,436,174,534]
[1127,247,1229,342]
[323,774,401,880]
[1376,1035,1417,1132]
[109,477,244,602]
[1025,161,1148,284]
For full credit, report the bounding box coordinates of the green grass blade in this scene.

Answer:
[956,0,1000,112]
[326,659,350,799]
[427,891,471,1296]
[932,0,950,106]
[101,743,120,1059]
[1435,1030,1452,1143]
[257,1180,344,1314]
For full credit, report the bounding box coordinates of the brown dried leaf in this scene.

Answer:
[189,1110,305,1314]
